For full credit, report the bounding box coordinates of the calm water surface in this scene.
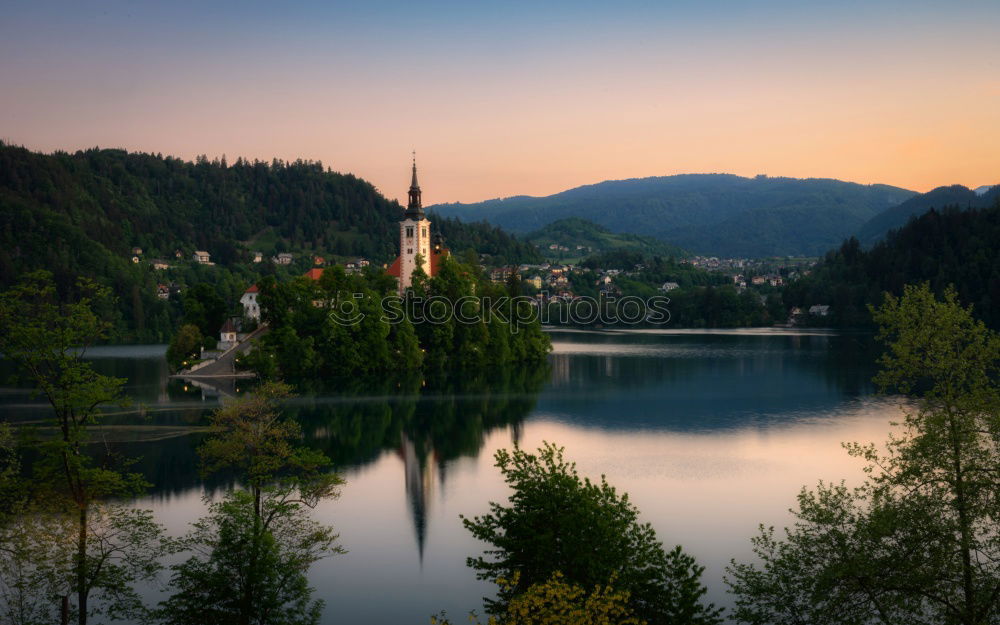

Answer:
[0,329,903,623]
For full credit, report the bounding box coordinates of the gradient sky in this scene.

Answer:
[2,0,998,205]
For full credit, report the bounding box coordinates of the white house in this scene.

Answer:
[808,304,831,317]
[659,281,680,292]
[218,318,239,350]
[193,250,211,264]
[240,285,261,321]
[274,253,293,265]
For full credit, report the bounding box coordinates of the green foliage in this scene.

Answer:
[0,272,141,503]
[166,323,203,371]
[0,142,542,341]
[0,504,169,625]
[856,183,1000,244]
[249,255,550,379]
[0,271,165,625]
[0,423,21,523]
[163,382,345,624]
[726,284,1000,625]
[432,571,645,625]
[182,283,229,338]
[463,443,722,625]
[527,217,686,263]
[431,214,542,265]
[160,490,340,625]
[786,201,1000,328]
[434,173,915,257]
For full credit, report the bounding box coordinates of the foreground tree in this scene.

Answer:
[727,284,1000,625]
[463,443,722,625]
[432,571,645,625]
[0,272,167,625]
[166,323,203,371]
[160,382,345,625]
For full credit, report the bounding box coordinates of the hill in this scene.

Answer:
[431,174,916,258]
[785,199,1000,328]
[855,183,1000,244]
[0,142,540,341]
[525,217,686,263]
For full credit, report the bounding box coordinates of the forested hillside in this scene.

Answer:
[785,200,1000,328]
[855,183,1000,244]
[526,217,686,262]
[432,174,915,257]
[0,143,539,342]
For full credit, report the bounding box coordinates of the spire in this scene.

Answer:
[405,151,424,219]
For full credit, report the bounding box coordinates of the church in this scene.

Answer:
[386,158,449,294]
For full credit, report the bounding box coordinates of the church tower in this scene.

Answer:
[397,156,432,292]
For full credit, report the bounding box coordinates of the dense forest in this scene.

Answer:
[433,173,915,257]
[0,143,539,342]
[243,257,551,379]
[785,201,1000,328]
[854,183,999,244]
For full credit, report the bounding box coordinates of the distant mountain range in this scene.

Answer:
[525,217,686,262]
[855,184,1000,245]
[431,174,917,257]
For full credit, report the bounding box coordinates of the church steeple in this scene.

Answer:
[405,152,424,219]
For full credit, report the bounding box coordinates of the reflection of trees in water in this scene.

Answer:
[548,332,879,398]
[290,363,549,469]
[285,365,550,561]
[117,364,550,504]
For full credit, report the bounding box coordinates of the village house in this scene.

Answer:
[274,253,293,265]
[156,284,170,300]
[218,317,240,351]
[659,281,680,292]
[240,285,261,321]
[313,255,325,266]
[152,259,171,270]
[252,251,263,263]
[193,250,211,264]
[809,304,831,317]
[490,266,516,284]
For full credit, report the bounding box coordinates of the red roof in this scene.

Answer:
[386,249,449,280]
[244,284,259,294]
[303,268,325,281]
[386,256,401,277]
[430,248,449,275]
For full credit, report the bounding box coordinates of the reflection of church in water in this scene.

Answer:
[397,433,438,562]
[395,425,521,562]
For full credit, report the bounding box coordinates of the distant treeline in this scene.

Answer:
[0,143,539,342]
[786,200,1000,328]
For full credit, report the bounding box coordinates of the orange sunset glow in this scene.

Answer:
[1,1,997,203]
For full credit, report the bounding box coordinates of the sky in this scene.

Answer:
[1,0,998,205]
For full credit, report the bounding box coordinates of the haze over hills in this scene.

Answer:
[856,184,1000,245]
[431,174,916,258]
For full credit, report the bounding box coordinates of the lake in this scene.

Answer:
[0,328,903,623]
